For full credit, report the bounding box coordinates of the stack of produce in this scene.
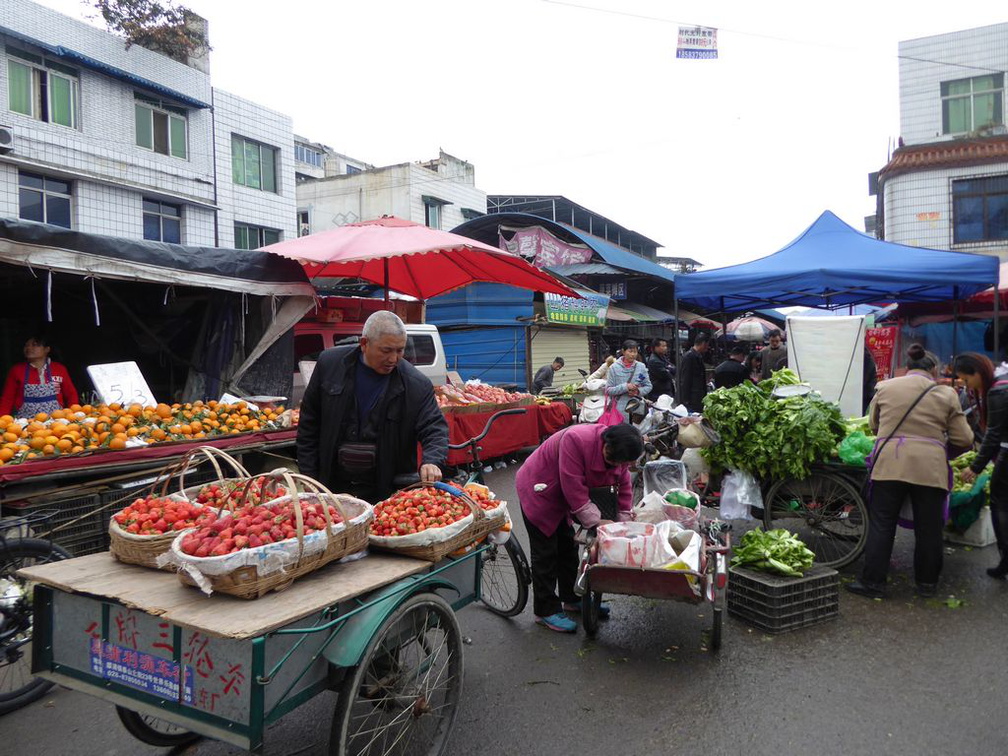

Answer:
[434,384,485,408]
[434,382,533,410]
[731,528,816,577]
[463,381,532,405]
[701,369,846,481]
[952,451,993,494]
[0,400,287,466]
[193,476,289,509]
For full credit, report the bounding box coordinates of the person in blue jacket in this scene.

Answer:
[605,339,652,422]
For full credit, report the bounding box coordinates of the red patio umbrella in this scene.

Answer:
[262,216,577,301]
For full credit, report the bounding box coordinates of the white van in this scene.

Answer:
[292,322,448,405]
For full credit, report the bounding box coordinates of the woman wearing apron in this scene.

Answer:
[0,335,79,418]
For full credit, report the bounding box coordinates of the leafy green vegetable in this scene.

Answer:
[951,451,992,494]
[731,528,816,576]
[757,368,801,394]
[701,381,846,481]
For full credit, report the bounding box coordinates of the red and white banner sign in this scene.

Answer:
[866,326,898,380]
[500,226,593,268]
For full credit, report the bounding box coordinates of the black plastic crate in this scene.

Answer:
[58,530,110,557]
[727,564,839,633]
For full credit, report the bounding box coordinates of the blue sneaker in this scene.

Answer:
[564,602,611,620]
[535,612,577,633]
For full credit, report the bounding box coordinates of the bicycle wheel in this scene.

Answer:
[115,707,200,747]
[479,538,529,617]
[0,537,70,715]
[763,472,868,568]
[330,592,463,756]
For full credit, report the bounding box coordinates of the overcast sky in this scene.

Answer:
[33,0,1008,268]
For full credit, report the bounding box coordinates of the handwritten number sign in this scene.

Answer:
[87,362,157,407]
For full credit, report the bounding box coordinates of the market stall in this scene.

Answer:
[442,402,572,466]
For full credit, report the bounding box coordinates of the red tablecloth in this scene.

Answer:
[444,403,572,466]
[0,429,298,485]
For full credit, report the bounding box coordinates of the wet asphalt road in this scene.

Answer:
[5,465,1008,756]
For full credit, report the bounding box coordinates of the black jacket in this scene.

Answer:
[296,346,449,500]
[972,381,1008,473]
[679,349,708,413]
[713,358,748,389]
[647,353,675,399]
[531,364,555,394]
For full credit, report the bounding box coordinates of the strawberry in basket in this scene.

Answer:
[113,495,217,535]
[370,487,471,537]
[194,476,288,509]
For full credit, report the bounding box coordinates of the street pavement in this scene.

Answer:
[5,464,1008,756]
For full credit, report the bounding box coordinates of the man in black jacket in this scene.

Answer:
[647,338,675,400]
[678,332,710,413]
[713,344,749,389]
[296,311,449,502]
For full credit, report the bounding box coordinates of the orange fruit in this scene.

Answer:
[0,448,13,462]
[108,437,126,450]
[29,436,45,450]
[42,444,55,455]
[127,404,143,417]
[34,412,49,422]
[127,427,142,437]
[1,414,15,425]
[179,424,192,435]
[3,432,18,444]
[109,403,122,412]
[155,403,173,419]
[56,438,72,452]
[111,423,127,435]
[150,427,167,441]
[44,435,59,446]
[71,445,84,454]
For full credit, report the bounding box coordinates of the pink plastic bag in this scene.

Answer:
[597,397,625,427]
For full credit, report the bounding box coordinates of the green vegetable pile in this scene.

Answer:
[701,369,846,481]
[561,383,581,397]
[731,528,816,577]
[664,490,698,510]
[952,451,992,494]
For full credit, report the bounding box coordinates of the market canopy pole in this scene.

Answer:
[384,258,390,310]
[952,285,959,360]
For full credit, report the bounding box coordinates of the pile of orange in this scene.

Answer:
[0,400,286,466]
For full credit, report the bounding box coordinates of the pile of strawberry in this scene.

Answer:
[113,495,214,535]
[462,483,501,512]
[179,499,341,558]
[371,487,473,537]
[194,476,288,509]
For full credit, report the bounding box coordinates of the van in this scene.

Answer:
[292,322,448,405]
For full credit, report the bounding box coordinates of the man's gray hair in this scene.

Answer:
[362,310,407,341]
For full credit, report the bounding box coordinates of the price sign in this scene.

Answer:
[87,362,156,407]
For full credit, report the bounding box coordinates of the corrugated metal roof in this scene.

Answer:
[549,263,625,276]
[607,301,676,323]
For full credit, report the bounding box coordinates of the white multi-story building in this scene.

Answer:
[295,149,486,235]
[877,23,1008,259]
[0,0,296,249]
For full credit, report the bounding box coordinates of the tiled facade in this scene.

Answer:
[879,23,1008,259]
[0,0,293,250]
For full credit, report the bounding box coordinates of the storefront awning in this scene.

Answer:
[607,301,677,323]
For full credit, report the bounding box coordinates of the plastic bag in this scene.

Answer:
[634,491,670,524]
[838,431,875,466]
[949,473,991,532]
[598,522,654,567]
[642,459,688,497]
[720,469,761,520]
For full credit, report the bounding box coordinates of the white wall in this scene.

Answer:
[899,23,1008,146]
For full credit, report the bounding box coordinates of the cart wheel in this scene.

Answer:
[710,608,723,651]
[582,583,601,638]
[115,706,200,747]
[480,538,530,617]
[763,472,867,568]
[330,592,463,756]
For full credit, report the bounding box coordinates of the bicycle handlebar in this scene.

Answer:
[447,407,527,450]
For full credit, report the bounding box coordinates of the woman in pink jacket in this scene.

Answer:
[517,423,643,632]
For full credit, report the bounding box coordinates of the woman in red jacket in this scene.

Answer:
[0,335,79,418]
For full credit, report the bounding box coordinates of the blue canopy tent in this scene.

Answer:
[672,210,1000,369]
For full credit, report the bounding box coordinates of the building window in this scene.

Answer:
[135,95,187,159]
[424,198,446,230]
[952,175,1008,244]
[294,143,323,167]
[234,222,281,250]
[232,135,278,193]
[7,50,79,129]
[298,210,310,237]
[143,199,182,243]
[345,164,362,175]
[18,171,71,228]
[942,74,1004,135]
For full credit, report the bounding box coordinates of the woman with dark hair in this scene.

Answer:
[954,352,1008,578]
[516,423,644,632]
[847,344,974,600]
[605,339,652,423]
[0,333,79,418]
[744,351,762,385]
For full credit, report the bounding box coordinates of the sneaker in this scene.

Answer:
[845,580,885,600]
[563,601,611,619]
[535,612,577,633]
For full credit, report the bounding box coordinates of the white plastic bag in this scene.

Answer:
[720,469,760,520]
[598,522,654,567]
[634,490,669,524]
[642,460,688,497]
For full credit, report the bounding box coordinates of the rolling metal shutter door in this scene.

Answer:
[529,326,590,390]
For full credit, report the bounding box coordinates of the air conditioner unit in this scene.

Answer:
[0,126,13,153]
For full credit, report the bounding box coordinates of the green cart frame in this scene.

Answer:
[23,547,490,754]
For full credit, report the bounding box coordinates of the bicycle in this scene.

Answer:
[0,509,71,715]
[448,408,532,617]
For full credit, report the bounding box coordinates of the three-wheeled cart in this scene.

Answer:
[578,520,732,649]
[21,547,489,754]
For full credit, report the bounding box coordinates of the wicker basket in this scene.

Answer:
[368,482,507,562]
[173,471,373,599]
[109,446,250,570]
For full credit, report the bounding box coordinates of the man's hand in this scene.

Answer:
[420,464,442,483]
[960,468,977,484]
